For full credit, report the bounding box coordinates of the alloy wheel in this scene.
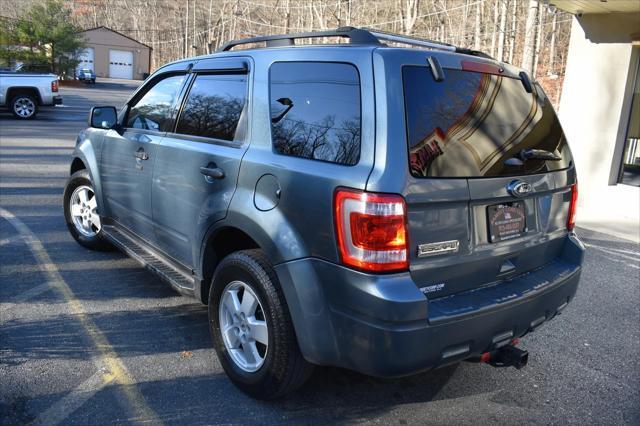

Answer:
[69,185,101,237]
[13,97,35,118]
[219,280,269,372]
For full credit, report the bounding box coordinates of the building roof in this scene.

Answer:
[77,26,152,50]
[550,0,640,43]
[550,0,640,15]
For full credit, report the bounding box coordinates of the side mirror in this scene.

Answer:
[89,106,118,129]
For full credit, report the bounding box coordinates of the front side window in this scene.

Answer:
[127,74,186,131]
[176,74,247,141]
[269,62,361,165]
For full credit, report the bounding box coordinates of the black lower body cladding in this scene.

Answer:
[275,234,583,377]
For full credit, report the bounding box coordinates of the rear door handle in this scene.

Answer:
[134,148,149,160]
[200,166,225,180]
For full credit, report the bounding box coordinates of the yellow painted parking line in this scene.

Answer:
[29,368,116,426]
[0,208,162,425]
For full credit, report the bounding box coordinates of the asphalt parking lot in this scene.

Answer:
[1,78,639,425]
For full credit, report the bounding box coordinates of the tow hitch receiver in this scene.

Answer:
[471,343,529,369]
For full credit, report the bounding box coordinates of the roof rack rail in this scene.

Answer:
[218,26,493,59]
[363,28,456,52]
[218,26,381,52]
[364,27,493,58]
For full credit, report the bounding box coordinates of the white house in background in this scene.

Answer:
[550,0,640,242]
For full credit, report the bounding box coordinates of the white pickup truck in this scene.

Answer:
[0,72,63,119]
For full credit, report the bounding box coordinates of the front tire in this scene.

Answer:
[209,249,313,399]
[63,169,111,251]
[11,94,38,119]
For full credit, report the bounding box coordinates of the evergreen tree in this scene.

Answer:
[0,0,85,76]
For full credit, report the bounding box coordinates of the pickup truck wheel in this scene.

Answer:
[63,170,112,251]
[10,94,38,119]
[209,249,313,399]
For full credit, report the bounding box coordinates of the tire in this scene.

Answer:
[209,249,313,399]
[63,169,112,251]
[10,93,38,119]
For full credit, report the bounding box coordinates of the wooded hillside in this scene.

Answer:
[2,0,574,107]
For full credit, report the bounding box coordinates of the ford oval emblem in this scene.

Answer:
[508,180,533,197]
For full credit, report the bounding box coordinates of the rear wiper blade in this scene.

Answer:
[504,149,561,166]
[519,149,561,161]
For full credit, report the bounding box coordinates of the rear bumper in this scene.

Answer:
[52,96,63,105]
[275,233,584,378]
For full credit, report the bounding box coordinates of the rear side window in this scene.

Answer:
[127,75,186,131]
[269,62,361,165]
[403,66,573,178]
[176,74,247,142]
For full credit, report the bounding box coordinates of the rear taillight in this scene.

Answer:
[567,183,578,231]
[51,80,59,92]
[334,188,408,273]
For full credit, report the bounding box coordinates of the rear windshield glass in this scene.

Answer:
[403,66,572,178]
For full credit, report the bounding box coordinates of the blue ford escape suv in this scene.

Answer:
[64,27,584,399]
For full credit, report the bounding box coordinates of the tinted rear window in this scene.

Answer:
[269,62,361,165]
[403,66,572,178]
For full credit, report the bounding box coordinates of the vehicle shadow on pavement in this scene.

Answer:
[43,365,465,425]
[0,303,211,365]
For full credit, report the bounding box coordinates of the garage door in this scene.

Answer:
[76,48,94,72]
[109,50,133,79]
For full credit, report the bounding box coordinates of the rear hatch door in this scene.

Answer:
[399,56,575,299]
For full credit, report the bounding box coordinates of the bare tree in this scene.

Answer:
[548,12,557,75]
[402,0,420,35]
[490,0,499,57]
[497,0,507,61]
[508,0,517,63]
[533,2,545,75]
[521,0,540,75]
[39,0,570,107]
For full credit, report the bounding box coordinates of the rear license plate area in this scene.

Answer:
[487,202,526,243]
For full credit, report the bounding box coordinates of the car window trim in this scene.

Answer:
[162,131,245,149]
[122,127,166,139]
[171,69,250,146]
[192,58,249,74]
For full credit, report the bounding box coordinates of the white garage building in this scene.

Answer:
[76,27,151,80]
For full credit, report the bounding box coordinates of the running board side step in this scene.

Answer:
[102,225,196,296]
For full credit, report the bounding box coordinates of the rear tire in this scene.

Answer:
[209,249,313,399]
[10,93,38,119]
[63,170,112,251]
